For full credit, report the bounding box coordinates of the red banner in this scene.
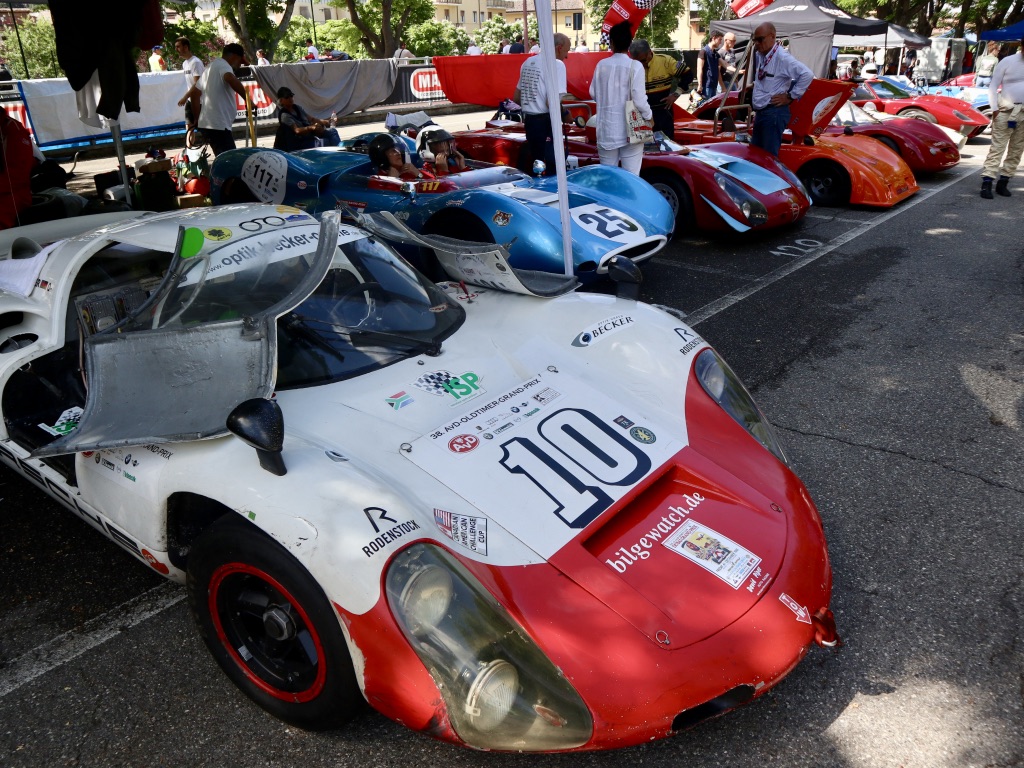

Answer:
[729,0,767,17]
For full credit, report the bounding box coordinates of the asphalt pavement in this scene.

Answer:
[1,128,1022,768]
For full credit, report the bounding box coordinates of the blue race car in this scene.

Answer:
[210,142,674,281]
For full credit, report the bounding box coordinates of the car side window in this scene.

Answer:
[852,87,874,100]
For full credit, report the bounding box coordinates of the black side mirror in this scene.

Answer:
[844,126,854,136]
[227,398,287,476]
[606,255,642,300]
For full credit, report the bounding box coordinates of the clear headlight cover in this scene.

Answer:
[386,544,592,750]
[694,348,788,465]
[952,110,971,122]
[713,172,769,225]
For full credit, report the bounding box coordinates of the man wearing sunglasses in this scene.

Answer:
[749,23,812,157]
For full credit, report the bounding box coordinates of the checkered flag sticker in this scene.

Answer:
[413,370,456,396]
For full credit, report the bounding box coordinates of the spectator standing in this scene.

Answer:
[980,38,1024,199]
[719,32,739,87]
[749,22,812,157]
[591,22,651,175]
[976,42,1000,87]
[174,37,205,143]
[529,39,540,54]
[509,35,525,54]
[148,45,166,72]
[305,39,319,61]
[467,40,483,55]
[576,40,589,53]
[184,43,249,156]
[256,49,271,66]
[628,38,690,139]
[273,86,340,151]
[500,39,511,54]
[394,41,413,60]
[696,31,723,99]
[514,33,572,173]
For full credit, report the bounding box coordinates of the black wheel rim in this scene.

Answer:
[209,562,327,702]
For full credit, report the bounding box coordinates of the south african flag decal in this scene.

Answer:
[386,391,414,410]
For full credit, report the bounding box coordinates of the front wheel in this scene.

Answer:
[642,171,694,233]
[797,161,851,207]
[187,516,362,730]
[898,108,937,123]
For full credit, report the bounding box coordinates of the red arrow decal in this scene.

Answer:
[779,593,812,624]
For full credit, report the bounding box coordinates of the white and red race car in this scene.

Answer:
[0,204,837,751]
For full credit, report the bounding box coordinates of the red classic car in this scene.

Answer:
[824,101,961,173]
[851,78,989,138]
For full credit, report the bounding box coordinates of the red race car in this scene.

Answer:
[851,78,989,138]
[680,80,920,208]
[824,100,961,174]
[452,119,811,234]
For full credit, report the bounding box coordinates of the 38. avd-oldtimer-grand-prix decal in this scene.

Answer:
[407,373,685,559]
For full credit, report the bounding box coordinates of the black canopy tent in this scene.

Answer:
[712,0,889,77]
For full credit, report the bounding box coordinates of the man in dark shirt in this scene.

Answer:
[273,87,339,151]
[509,35,525,54]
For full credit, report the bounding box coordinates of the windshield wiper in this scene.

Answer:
[289,314,442,356]
[283,313,347,361]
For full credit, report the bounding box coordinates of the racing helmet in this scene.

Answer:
[369,133,408,171]
[418,126,455,161]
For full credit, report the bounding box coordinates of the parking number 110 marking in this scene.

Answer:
[498,408,652,529]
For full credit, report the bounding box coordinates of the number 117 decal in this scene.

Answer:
[499,408,651,529]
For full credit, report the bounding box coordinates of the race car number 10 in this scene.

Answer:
[499,408,652,529]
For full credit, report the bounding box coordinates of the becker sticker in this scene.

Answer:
[662,520,761,589]
[38,406,83,437]
[240,151,288,204]
[570,204,646,244]
[571,314,634,347]
[434,508,488,555]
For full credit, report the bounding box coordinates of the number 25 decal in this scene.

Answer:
[499,408,651,528]
[577,207,640,239]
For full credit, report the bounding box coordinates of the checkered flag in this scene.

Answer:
[413,370,456,396]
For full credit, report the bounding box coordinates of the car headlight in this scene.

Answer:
[713,172,769,226]
[768,158,811,200]
[386,544,592,750]
[952,110,970,122]
[695,348,788,464]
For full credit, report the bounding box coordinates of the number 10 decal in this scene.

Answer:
[499,408,652,528]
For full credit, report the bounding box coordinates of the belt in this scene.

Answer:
[524,113,549,119]
[753,104,786,112]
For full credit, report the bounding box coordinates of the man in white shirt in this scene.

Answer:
[174,37,205,142]
[256,49,270,66]
[500,39,511,54]
[981,37,1024,198]
[514,33,572,173]
[467,40,482,55]
[749,22,812,157]
[576,40,589,53]
[529,39,540,54]
[185,43,249,156]
[305,39,319,61]
[394,41,413,60]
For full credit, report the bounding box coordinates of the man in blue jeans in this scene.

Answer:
[749,22,812,157]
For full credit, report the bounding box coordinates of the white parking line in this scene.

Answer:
[0,583,184,699]
[684,165,977,327]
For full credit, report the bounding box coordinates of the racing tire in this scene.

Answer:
[186,515,362,730]
[797,161,851,207]
[642,171,694,233]
[219,177,259,204]
[898,108,937,123]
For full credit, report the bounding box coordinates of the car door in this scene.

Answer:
[32,213,339,458]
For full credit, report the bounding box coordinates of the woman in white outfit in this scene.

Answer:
[589,21,651,174]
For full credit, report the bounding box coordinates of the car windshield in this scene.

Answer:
[867,80,912,99]
[275,232,465,389]
[831,101,883,126]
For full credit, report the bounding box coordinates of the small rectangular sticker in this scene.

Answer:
[662,520,760,589]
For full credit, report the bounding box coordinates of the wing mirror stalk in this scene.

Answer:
[227,398,287,476]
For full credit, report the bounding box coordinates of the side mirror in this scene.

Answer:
[227,398,287,476]
[605,255,642,300]
[400,181,417,201]
[844,126,854,136]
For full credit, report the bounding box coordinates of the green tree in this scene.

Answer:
[582,0,683,48]
[161,17,225,68]
[404,18,470,56]
[328,0,434,58]
[473,15,521,53]
[0,16,60,79]
[281,17,367,60]
[218,0,300,62]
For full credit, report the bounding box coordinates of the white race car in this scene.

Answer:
[0,204,837,751]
